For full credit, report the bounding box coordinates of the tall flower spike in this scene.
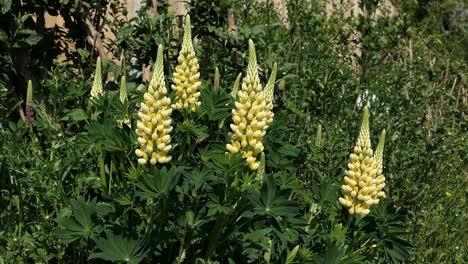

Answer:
[230,73,242,98]
[315,124,322,147]
[256,152,266,181]
[263,63,277,129]
[26,80,33,106]
[226,40,269,170]
[172,15,201,112]
[214,67,220,90]
[90,57,103,98]
[339,106,378,216]
[117,76,131,128]
[135,45,173,165]
[119,76,127,103]
[25,80,34,123]
[371,130,386,201]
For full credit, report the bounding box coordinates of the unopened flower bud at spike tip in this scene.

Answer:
[155,44,164,76]
[214,67,220,90]
[90,57,103,98]
[357,106,371,149]
[119,76,127,103]
[315,124,322,147]
[230,73,242,98]
[25,80,35,123]
[183,15,192,50]
[375,129,386,163]
[256,152,266,181]
[263,63,277,128]
[264,63,277,103]
[117,76,131,128]
[26,80,33,106]
[266,63,278,90]
[370,129,387,202]
[247,39,258,77]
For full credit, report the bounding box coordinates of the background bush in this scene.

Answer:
[0,0,466,263]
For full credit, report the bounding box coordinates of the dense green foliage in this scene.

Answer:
[0,0,466,263]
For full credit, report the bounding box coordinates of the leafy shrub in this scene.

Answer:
[0,0,465,263]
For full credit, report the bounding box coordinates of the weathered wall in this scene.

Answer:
[43,0,398,65]
[257,0,290,29]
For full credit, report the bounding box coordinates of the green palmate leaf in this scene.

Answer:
[178,168,209,195]
[311,182,338,205]
[85,119,130,152]
[176,120,209,145]
[60,108,88,122]
[383,237,413,263]
[89,231,148,264]
[206,198,234,217]
[54,197,103,243]
[285,245,300,264]
[200,86,232,121]
[314,244,363,264]
[135,167,182,199]
[0,0,12,13]
[361,200,414,263]
[244,228,273,242]
[266,139,300,171]
[284,100,305,117]
[248,174,301,219]
[201,151,244,175]
[0,29,8,44]
[13,29,42,47]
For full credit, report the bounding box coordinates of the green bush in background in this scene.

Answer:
[0,0,466,263]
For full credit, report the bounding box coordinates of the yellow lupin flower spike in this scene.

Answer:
[226,40,269,170]
[339,106,378,216]
[90,57,103,98]
[135,45,173,165]
[172,15,201,112]
[263,62,277,129]
[371,129,386,201]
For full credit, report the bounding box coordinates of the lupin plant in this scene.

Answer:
[90,57,103,98]
[338,106,384,216]
[226,40,276,170]
[25,80,34,123]
[171,15,201,112]
[135,45,173,165]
